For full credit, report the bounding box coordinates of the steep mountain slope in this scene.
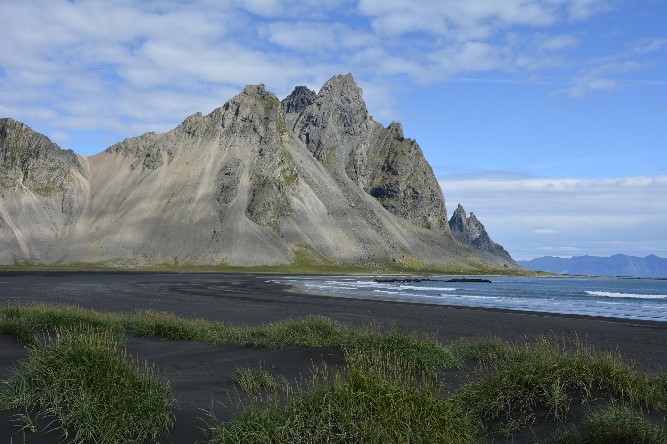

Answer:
[0,74,517,270]
[519,254,667,277]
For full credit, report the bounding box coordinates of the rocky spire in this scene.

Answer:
[449,204,514,263]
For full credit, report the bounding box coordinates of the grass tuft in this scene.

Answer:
[233,368,279,394]
[209,347,478,443]
[452,337,667,438]
[547,405,667,444]
[0,325,174,443]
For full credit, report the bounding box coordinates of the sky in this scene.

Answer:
[1,0,666,260]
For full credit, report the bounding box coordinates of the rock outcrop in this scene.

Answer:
[449,204,515,264]
[0,74,516,270]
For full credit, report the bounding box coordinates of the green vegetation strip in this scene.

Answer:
[1,303,666,443]
[0,302,458,369]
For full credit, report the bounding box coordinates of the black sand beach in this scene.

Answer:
[1,272,666,442]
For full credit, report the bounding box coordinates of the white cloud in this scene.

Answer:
[439,175,667,260]
[539,35,579,51]
[358,0,561,38]
[0,0,663,155]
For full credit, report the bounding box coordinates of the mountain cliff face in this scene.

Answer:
[0,74,516,270]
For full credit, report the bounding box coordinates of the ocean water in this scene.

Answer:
[275,276,667,322]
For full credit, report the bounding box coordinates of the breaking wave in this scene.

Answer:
[585,291,667,300]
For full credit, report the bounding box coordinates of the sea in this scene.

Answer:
[274,275,667,323]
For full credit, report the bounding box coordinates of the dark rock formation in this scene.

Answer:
[281,86,316,115]
[286,74,450,233]
[449,204,515,264]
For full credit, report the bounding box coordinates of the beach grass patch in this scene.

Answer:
[0,325,174,443]
[234,368,279,394]
[547,405,667,444]
[452,337,667,438]
[208,347,478,444]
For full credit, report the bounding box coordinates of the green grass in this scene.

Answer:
[0,325,173,443]
[0,256,535,275]
[0,303,458,370]
[1,303,665,443]
[209,347,478,444]
[547,405,667,444]
[451,337,667,439]
[233,368,279,394]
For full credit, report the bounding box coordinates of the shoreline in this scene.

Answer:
[2,269,665,327]
[1,271,665,362]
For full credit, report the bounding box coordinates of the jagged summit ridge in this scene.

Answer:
[0,74,516,269]
[282,86,316,114]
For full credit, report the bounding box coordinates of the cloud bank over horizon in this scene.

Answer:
[439,174,667,260]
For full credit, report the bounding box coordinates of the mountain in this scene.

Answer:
[0,74,517,270]
[519,254,667,277]
[448,204,514,264]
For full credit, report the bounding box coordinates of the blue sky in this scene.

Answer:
[1,0,666,260]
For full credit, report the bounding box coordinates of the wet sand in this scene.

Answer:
[1,272,665,442]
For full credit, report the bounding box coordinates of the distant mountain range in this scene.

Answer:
[519,254,667,277]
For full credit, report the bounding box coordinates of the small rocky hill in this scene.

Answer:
[0,74,517,270]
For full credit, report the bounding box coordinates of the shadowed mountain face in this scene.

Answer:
[0,74,516,270]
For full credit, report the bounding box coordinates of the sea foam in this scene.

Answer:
[585,290,667,300]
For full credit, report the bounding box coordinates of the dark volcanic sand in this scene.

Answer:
[1,272,666,442]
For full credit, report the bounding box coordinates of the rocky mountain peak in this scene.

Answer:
[292,74,371,161]
[316,73,369,123]
[449,204,486,241]
[449,204,515,264]
[282,86,316,114]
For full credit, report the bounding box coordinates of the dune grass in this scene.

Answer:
[211,347,479,444]
[547,405,667,444]
[1,302,666,443]
[451,337,667,440]
[0,325,174,443]
[0,302,459,369]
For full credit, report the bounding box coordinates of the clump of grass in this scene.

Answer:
[209,347,478,443]
[0,317,37,347]
[233,368,278,394]
[453,337,667,438]
[0,325,174,443]
[548,405,667,444]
